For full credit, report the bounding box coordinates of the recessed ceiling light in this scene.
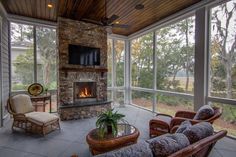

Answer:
[115,21,120,24]
[135,4,144,10]
[47,4,53,8]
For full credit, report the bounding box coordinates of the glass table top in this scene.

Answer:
[90,123,136,140]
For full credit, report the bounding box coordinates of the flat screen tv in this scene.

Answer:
[68,44,100,66]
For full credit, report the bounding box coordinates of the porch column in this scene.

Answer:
[194,7,209,111]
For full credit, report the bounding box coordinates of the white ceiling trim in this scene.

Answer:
[8,14,57,28]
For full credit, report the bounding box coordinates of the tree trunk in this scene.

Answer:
[213,4,235,99]
[184,19,190,92]
[185,67,189,92]
[226,61,232,98]
[43,62,51,85]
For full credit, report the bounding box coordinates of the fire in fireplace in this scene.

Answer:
[74,82,96,101]
[80,87,92,97]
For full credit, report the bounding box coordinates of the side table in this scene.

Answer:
[30,95,52,113]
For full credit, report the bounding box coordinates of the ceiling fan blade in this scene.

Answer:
[81,18,103,26]
[112,24,129,28]
[107,14,119,24]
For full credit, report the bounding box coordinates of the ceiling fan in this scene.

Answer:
[81,0,129,32]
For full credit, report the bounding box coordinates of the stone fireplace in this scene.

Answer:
[58,18,111,120]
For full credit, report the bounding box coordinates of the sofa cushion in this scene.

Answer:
[176,120,192,133]
[95,141,153,157]
[182,122,214,144]
[147,133,190,157]
[194,105,214,120]
[10,94,34,114]
[25,112,59,126]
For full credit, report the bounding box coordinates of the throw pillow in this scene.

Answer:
[95,141,153,157]
[147,133,190,157]
[193,105,214,120]
[176,120,192,133]
[182,122,214,144]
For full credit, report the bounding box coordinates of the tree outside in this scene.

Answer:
[11,23,57,91]
[11,23,34,90]
[131,32,154,89]
[209,0,236,136]
[36,27,57,90]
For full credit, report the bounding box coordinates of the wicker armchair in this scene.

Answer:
[149,106,222,137]
[7,94,60,136]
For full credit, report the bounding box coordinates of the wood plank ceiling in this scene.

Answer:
[1,0,202,36]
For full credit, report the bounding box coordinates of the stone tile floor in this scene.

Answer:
[0,105,235,157]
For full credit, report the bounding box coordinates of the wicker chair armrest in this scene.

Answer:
[149,119,170,127]
[175,111,196,119]
[156,113,173,118]
[169,130,227,157]
[13,113,27,120]
[170,125,179,133]
[170,117,201,129]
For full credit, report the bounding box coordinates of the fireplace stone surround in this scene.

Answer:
[57,18,111,120]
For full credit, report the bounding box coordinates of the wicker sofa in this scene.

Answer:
[95,122,227,157]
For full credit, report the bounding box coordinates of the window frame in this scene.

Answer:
[0,16,2,126]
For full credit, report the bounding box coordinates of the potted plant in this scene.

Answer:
[96,109,125,137]
[44,87,48,95]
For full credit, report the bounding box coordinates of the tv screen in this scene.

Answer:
[68,44,100,66]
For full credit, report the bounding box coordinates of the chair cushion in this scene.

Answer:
[182,122,214,144]
[25,112,59,126]
[193,105,214,120]
[10,94,34,114]
[147,133,190,157]
[95,141,153,157]
[176,120,192,133]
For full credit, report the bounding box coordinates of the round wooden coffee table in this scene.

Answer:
[86,123,140,155]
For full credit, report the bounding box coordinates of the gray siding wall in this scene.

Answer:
[0,8,10,123]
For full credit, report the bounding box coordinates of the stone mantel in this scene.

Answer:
[60,67,108,77]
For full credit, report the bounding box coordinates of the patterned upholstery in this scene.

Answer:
[194,105,214,120]
[176,120,192,133]
[95,141,153,157]
[182,122,214,144]
[147,133,190,157]
[10,94,34,114]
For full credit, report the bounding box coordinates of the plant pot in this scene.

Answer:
[107,125,113,134]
